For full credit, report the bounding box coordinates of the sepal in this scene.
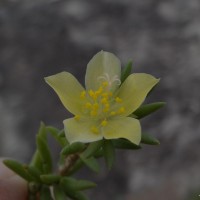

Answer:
[60,177,96,191]
[40,174,61,185]
[121,60,132,83]
[133,102,166,119]
[3,160,33,181]
[53,185,68,200]
[103,140,115,170]
[40,185,54,200]
[141,133,160,145]
[46,126,68,147]
[79,156,100,173]
[27,165,42,182]
[81,140,103,158]
[36,135,52,173]
[67,191,89,200]
[61,142,86,156]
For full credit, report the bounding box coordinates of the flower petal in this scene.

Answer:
[117,73,159,116]
[63,118,103,144]
[85,51,121,91]
[45,72,87,115]
[103,117,141,145]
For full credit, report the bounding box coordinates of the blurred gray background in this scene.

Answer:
[0,0,200,199]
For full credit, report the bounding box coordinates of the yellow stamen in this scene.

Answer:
[110,111,116,116]
[80,91,86,99]
[115,97,122,103]
[90,110,98,116]
[105,103,110,109]
[93,103,99,110]
[103,103,110,113]
[95,86,103,96]
[118,107,125,114]
[101,93,109,98]
[85,102,92,108]
[101,119,108,126]
[74,115,80,121]
[91,126,99,134]
[89,90,98,100]
[102,81,108,87]
[101,97,108,104]
[108,92,113,97]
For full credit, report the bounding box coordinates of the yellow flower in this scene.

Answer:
[45,51,159,144]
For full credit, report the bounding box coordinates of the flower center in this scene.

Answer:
[81,81,125,118]
[76,75,126,134]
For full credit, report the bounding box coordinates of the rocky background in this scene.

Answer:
[0,0,200,199]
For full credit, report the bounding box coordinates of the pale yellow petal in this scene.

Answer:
[45,72,86,115]
[63,118,103,144]
[85,51,121,91]
[103,117,141,145]
[116,73,159,116]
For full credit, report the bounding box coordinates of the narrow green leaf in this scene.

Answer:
[46,126,68,147]
[81,140,103,158]
[103,140,115,170]
[54,185,68,200]
[38,121,47,139]
[36,135,52,173]
[40,174,61,185]
[30,150,44,173]
[59,129,66,137]
[141,133,160,145]
[80,156,100,173]
[60,179,90,200]
[60,177,74,191]
[133,102,166,119]
[75,179,96,191]
[3,160,33,181]
[60,177,96,191]
[40,186,53,200]
[27,165,41,182]
[61,142,86,155]
[112,138,141,150]
[67,141,103,175]
[30,122,47,172]
[94,149,104,158]
[121,60,132,83]
[70,191,89,200]
[28,182,41,194]
[67,159,84,176]
[28,193,38,200]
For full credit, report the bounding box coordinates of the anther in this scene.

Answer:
[118,107,125,114]
[115,97,122,103]
[85,102,92,108]
[102,81,108,87]
[101,119,108,126]
[90,110,98,116]
[101,97,108,104]
[80,91,86,99]
[91,126,99,134]
[110,111,116,116]
[74,115,80,121]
